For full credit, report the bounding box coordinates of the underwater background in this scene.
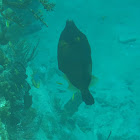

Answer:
[0,0,140,139]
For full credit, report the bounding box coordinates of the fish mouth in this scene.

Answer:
[66,19,75,27]
[66,19,73,22]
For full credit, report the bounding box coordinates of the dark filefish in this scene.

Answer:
[57,20,95,105]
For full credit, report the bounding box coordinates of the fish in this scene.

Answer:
[56,82,63,85]
[31,71,41,89]
[57,20,96,105]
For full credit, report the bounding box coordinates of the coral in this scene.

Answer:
[0,0,55,139]
[0,81,13,99]
[41,113,59,139]
[0,49,9,68]
[1,8,24,27]
[0,0,3,11]
[10,40,39,66]
[20,108,37,127]
[3,0,32,9]
[1,0,55,28]
[0,49,6,66]
[0,31,9,45]
[10,62,27,85]
[0,23,9,45]
[0,97,11,122]
[0,119,9,140]
[0,65,4,73]
[11,108,41,140]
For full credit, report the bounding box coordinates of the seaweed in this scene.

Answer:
[39,0,55,11]
[0,8,24,27]
[28,8,48,27]
[10,39,39,66]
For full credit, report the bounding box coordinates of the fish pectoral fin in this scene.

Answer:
[62,73,69,81]
[89,75,98,87]
[62,74,78,92]
[68,83,78,92]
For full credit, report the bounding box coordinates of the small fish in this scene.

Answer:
[56,82,63,85]
[6,20,10,28]
[31,71,41,88]
[71,94,75,101]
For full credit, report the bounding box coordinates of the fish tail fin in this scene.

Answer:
[81,89,94,105]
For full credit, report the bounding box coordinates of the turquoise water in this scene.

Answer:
[0,0,140,139]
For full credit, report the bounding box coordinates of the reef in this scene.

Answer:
[0,0,55,139]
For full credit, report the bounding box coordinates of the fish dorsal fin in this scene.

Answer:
[89,75,98,87]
